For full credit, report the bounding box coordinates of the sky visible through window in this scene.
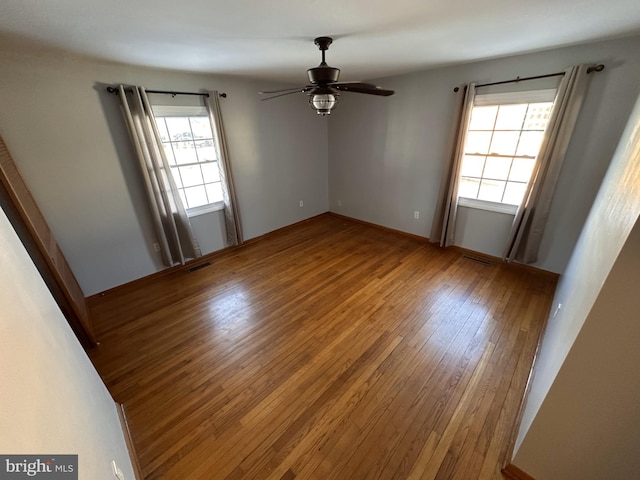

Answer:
[459,102,553,205]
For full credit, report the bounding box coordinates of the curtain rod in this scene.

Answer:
[106,86,227,98]
[453,64,604,92]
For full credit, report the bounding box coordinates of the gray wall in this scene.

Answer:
[328,35,640,272]
[511,91,640,478]
[0,207,136,480]
[516,218,640,479]
[0,41,328,295]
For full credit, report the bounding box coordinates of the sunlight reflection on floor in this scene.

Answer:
[204,284,254,335]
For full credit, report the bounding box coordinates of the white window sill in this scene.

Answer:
[458,197,518,215]
[187,201,224,217]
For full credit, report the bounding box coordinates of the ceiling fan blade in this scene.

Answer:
[333,82,395,96]
[261,88,311,101]
[259,86,308,94]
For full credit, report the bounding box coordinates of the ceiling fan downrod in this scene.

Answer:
[314,36,333,65]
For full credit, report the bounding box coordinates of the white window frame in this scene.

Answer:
[458,196,519,214]
[152,105,224,217]
[457,88,557,215]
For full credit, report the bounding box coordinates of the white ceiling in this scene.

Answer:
[2,0,640,84]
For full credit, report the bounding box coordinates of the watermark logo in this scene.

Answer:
[0,456,77,479]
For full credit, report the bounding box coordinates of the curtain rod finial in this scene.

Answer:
[587,64,605,74]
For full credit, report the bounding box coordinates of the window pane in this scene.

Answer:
[179,165,203,187]
[206,182,223,203]
[184,185,208,208]
[483,156,511,181]
[468,106,498,130]
[464,131,492,155]
[503,182,528,205]
[523,103,553,130]
[478,179,506,202]
[165,117,192,141]
[169,166,183,188]
[163,143,176,165]
[152,113,221,209]
[457,97,554,208]
[516,131,545,157]
[195,139,214,148]
[494,104,527,130]
[458,177,481,199]
[201,162,220,183]
[173,142,198,165]
[196,145,217,162]
[509,158,536,182]
[460,155,485,178]
[190,117,213,139]
[155,118,170,142]
[489,131,519,156]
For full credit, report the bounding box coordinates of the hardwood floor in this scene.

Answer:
[89,214,557,480]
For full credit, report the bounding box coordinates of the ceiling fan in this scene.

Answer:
[259,36,395,115]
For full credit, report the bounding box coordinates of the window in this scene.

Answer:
[458,89,556,213]
[152,105,223,216]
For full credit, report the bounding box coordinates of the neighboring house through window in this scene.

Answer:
[152,105,223,216]
[457,89,556,214]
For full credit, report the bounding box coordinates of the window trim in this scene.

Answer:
[152,105,209,117]
[186,201,225,217]
[474,88,557,106]
[458,196,518,215]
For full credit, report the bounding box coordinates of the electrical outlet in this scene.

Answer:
[337,200,342,207]
[414,211,420,219]
[111,460,125,480]
[299,200,304,207]
[153,242,161,252]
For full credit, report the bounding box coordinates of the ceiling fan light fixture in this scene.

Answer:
[309,93,339,115]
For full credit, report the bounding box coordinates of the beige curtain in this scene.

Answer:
[503,64,595,263]
[429,83,476,246]
[118,85,202,266]
[205,91,243,245]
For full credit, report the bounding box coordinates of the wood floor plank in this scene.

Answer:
[88,214,556,479]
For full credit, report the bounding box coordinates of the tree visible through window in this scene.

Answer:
[153,110,223,212]
[458,96,554,207]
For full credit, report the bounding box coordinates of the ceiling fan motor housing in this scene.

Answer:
[307,65,341,85]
